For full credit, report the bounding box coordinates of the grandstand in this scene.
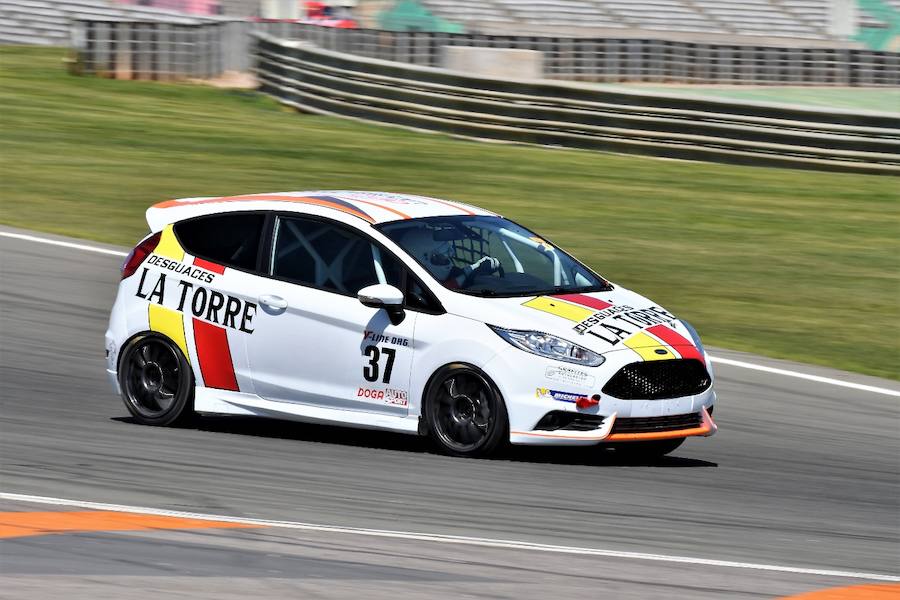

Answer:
[419,0,866,41]
[2,0,899,49]
[0,0,214,45]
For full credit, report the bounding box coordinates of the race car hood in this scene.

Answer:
[445,286,703,358]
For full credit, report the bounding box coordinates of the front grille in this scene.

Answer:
[611,412,702,434]
[535,411,606,431]
[602,359,711,400]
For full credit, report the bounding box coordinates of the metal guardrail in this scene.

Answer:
[253,33,900,175]
[255,22,900,86]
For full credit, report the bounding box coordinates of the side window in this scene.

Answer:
[405,277,441,313]
[174,213,265,271]
[271,216,404,295]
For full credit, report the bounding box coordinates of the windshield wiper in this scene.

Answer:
[526,284,612,296]
[454,288,500,297]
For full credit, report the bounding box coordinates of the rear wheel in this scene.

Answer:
[424,364,508,457]
[118,334,194,426]
[612,437,685,460]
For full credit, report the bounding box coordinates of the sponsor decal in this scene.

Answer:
[572,304,635,334]
[135,267,256,334]
[363,331,410,347]
[522,294,682,349]
[578,305,678,345]
[536,388,589,404]
[147,254,216,283]
[545,365,595,388]
[345,191,428,205]
[384,388,409,407]
[105,340,118,365]
[357,387,409,407]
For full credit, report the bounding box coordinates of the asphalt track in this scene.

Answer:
[1,226,898,599]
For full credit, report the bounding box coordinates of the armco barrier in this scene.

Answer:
[256,22,900,86]
[253,33,900,175]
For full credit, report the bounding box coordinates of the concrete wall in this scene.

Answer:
[442,46,543,80]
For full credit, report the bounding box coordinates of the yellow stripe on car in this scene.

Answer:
[154,224,184,261]
[522,297,594,322]
[624,331,673,361]
[148,304,190,363]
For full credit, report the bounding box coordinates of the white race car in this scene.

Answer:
[106,191,716,457]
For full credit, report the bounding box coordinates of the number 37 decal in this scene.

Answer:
[363,345,396,384]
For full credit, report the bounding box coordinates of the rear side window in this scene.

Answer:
[174,213,266,271]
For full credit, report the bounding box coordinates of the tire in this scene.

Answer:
[611,437,685,460]
[423,364,508,458]
[118,333,194,426]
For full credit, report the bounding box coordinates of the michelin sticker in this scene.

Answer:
[536,388,588,404]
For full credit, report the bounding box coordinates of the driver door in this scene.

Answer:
[245,215,417,416]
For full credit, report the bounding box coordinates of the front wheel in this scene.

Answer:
[611,437,685,460]
[118,334,194,426]
[423,364,508,457]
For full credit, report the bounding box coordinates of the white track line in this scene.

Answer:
[1,493,897,582]
[3,230,899,397]
[710,357,900,398]
[0,231,127,257]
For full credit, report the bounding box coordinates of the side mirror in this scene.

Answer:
[358,284,405,325]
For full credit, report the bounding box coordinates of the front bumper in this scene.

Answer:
[509,406,717,446]
[483,345,717,446]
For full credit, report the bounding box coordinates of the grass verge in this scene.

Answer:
[2,46,898,380]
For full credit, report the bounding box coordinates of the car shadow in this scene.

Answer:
[111,415,717,468]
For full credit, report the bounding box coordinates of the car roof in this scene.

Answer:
[145,190,496,232]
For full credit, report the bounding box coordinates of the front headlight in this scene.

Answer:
[489,326,605,367]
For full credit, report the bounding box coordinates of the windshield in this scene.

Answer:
[377,216,612,297]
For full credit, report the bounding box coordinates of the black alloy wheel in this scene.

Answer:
[119,334,194,426]
[425,364,508,457]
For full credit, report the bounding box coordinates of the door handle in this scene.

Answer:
[258,294,288,310]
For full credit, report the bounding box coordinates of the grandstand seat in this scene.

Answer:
[420,0,840,40]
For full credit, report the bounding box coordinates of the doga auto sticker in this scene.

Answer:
[135,267,257,333]
[357,387,409,407]
[384,388,409,407]
[536,388,588,404]
[545,365,595,388]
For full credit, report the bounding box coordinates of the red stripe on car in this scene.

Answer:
[552,294,613,311]
[193,319,239,391]
[646,325,704,362]
[193,257,226,274]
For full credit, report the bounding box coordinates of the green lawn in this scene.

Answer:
[2,46,898,380]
